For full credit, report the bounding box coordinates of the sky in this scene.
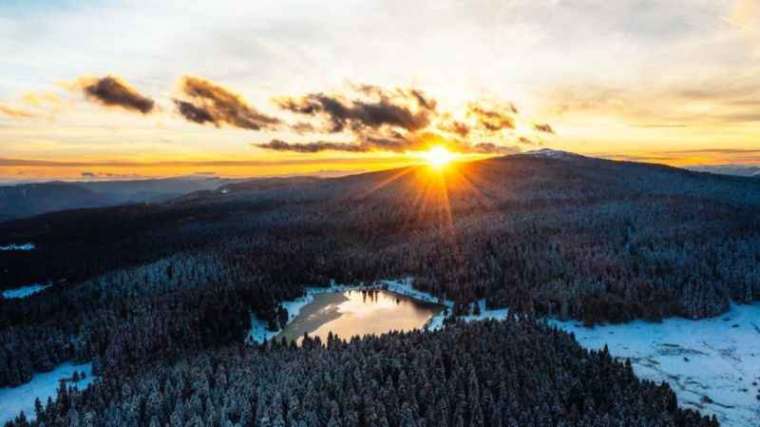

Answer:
[1,0,760,181]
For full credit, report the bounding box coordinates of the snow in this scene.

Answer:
[522,148,582,160]
[2,284,50,299]
[0,362,95,424]
[461,299,509,322]
[550,304,760,427]
[245,278,759,425]
[0,243,35,251]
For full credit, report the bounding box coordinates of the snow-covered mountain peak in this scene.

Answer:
[521,148,584,160]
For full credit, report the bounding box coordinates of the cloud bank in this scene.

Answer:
[261,84,541,154]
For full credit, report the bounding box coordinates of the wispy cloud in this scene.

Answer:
[0,104,35,119]
[175,76,280,130]
[534,123,554,134]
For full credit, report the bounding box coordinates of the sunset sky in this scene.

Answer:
[2,0,760,181]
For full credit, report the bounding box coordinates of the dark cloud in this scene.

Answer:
[291,121,317,134]
[469,143,520,155]
[467,103,516,132]
[275,85,435,133]
[80,76,154,114]
[534,123,554,134]
[173,99,215,125]
[518,136,539,146]
[255,132,516,155]
[437,113,471,137]
[176,76,280,130]
[257,139,368,153]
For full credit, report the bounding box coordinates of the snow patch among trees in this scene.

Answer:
[550,304,760,427]
[0,362,94,424]
[2,284,50,299]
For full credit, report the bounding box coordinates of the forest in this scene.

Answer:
[1,153,758,424]
[4,319,718,426]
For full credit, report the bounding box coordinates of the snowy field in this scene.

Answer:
[0,362,94,424]
[2,284,51,299]
[550,304,760,427]
[0,243,35,251]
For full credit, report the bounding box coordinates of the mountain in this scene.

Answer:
[1,152,751,425]
[689,164,760,178]
[1,153,757,318]
[0,176,232,222]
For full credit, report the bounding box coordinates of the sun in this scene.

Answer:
[421,145,455,169]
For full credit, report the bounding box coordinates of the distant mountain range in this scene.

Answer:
[0,176,232,223]
[2,151,757,224]
[689,164,760,177]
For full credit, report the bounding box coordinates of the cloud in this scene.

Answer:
[266,84,542,156]
[173,99,215,125]
[275,85,435,133]
[175,76,280,130]
[467,102,517,132]
[518,136,539,145]
[21,91,62,108]
[77,76,155,114]
[0,104,35,119]
[257,139,368,153]
[255,131,517,155]
[436,113,471,137]
[468,142,520,154]
[534,123,554,134]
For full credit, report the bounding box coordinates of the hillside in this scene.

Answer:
[0,153,758,392]
[0,176,231,223]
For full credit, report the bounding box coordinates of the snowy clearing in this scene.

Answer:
[0,243,35,251]
[550,304,760,427]
[2,284,51,299]
[0,362,94,424]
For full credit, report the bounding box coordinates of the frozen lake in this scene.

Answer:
[276,289,443,344]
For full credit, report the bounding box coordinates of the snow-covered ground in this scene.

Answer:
[247,279,758,425]
[2,284,50,299]
[550,304,760,427]
[0,243,35,251]
[0,362,94,424]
